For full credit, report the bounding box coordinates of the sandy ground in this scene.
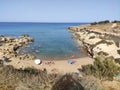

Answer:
[3,56,93,74]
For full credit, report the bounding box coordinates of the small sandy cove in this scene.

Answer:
[4,56,93,74]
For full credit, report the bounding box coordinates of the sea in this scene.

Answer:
[0,22,87,60]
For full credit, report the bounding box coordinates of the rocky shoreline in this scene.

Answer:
[68,21,120,61]
[0,34,35,62]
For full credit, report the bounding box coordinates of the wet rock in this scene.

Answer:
[111,23,118,29]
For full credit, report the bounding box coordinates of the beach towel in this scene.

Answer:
[71,60,76,64]
[68,60,76,64]
[68,60,71,64]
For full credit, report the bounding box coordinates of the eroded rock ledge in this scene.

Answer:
[68,20,120,61]
[0,34,35,61]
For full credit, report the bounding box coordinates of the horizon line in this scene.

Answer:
[0,21,91,23]
[0,20,118,23]
[1,20,118,23]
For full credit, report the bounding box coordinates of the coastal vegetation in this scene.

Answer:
[80,56,120,80]
[90,20,110,25]
[0,57,120,90]
[0,65,59,90]
[0,64,106,90]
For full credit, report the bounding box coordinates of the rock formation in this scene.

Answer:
[68,21,120,61]
[0,35,35,61]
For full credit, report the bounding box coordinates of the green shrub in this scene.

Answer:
[112,20,120,23]
[23,67,40,74]
[98,20,110,24]
[91,22,97,25]
[98,51,109,56]
[80,56,120,80]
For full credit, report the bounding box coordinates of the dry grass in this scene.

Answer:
[0,65,60,90]
[0,64,120,90]
[102,80,120,90]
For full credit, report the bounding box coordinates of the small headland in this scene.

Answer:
[68,20,120,61]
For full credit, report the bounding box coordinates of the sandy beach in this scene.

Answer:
[4,56,93,74]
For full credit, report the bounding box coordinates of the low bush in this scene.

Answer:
[80,56,120,80]
[98,51,109,56]
[0,65,60,90]
[91,22,97,25]
[98,20,110,24]
[23,67,40,74]
[112,20,120,23]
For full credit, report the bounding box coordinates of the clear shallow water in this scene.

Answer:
[0,22,86,60]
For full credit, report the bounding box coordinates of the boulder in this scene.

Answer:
[111,23,118,29]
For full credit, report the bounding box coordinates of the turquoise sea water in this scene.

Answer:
[0,22,86,60]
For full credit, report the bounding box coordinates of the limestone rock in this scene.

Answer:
[0,35,35,61]
[68,22,120,60]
